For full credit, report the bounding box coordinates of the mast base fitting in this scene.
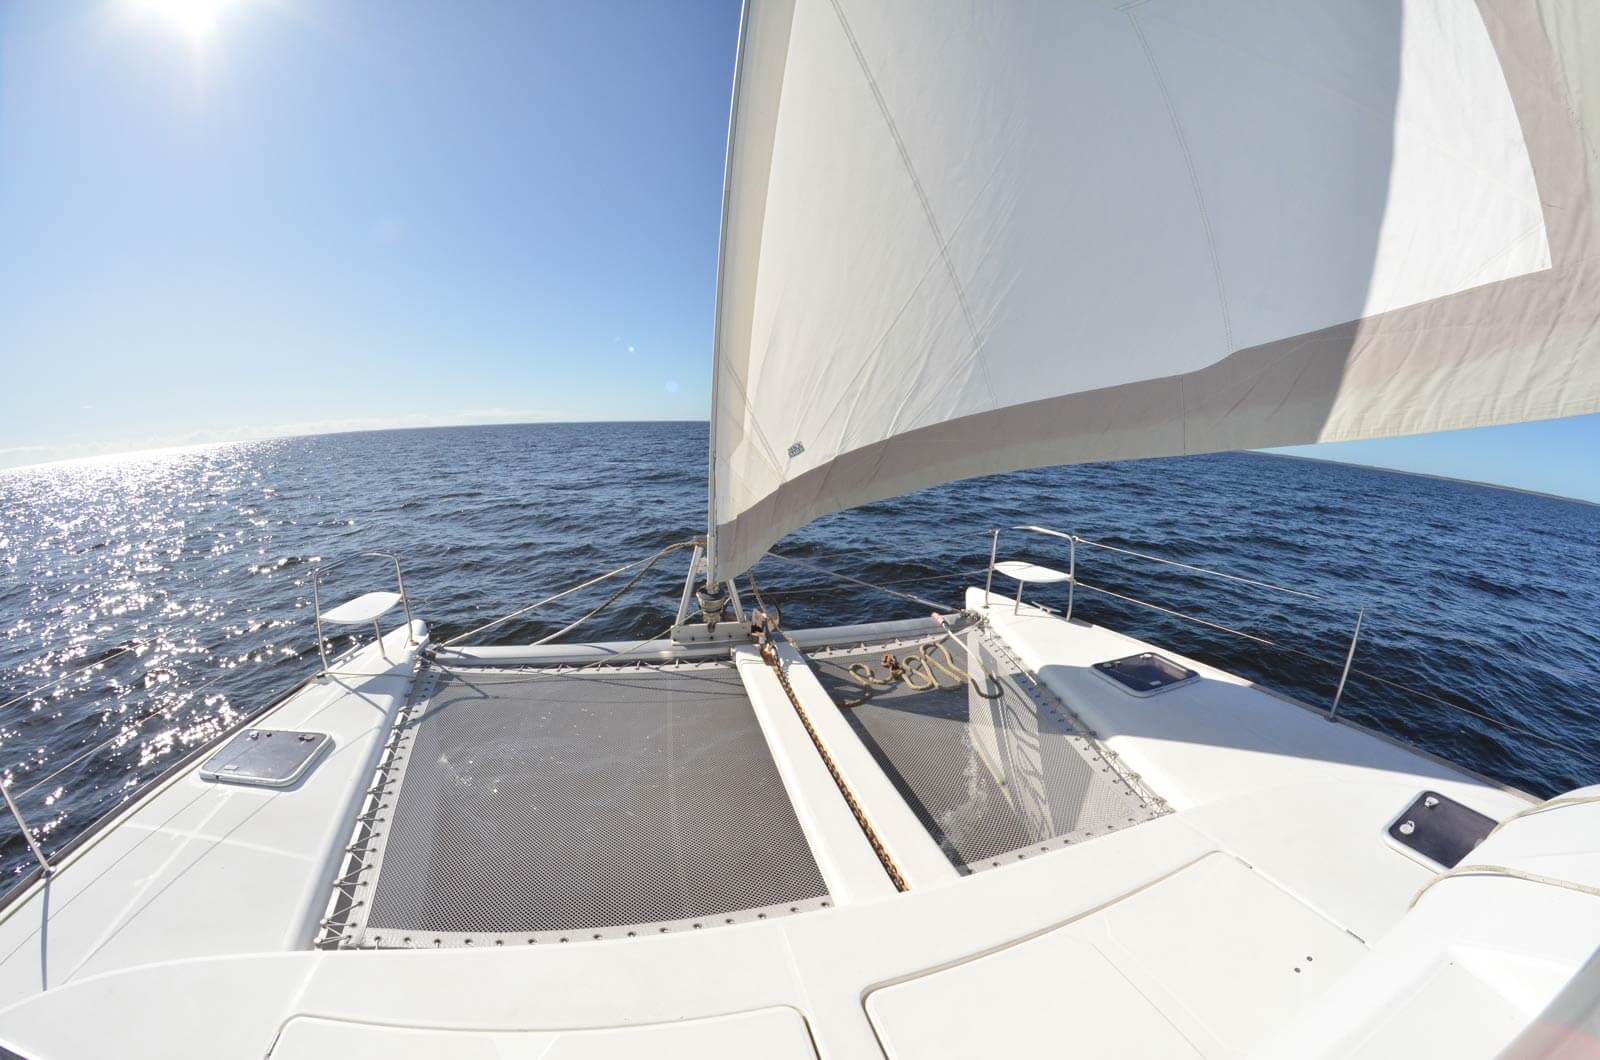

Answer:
[669,620,756,645]
[695,589,730,631]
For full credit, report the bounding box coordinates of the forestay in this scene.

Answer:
[706,0,1600,581]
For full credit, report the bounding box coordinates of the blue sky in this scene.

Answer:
[0,0,738,465]
[1,1,1596,502]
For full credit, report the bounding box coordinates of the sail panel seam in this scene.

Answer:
[824,0,999,408]
[1128,11,1235,363]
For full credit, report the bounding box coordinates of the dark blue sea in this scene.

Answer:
[1,421,1597,879]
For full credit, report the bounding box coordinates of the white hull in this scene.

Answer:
[0,587,1595,1058]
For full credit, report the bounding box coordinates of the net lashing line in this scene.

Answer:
[806,623,1167,872]
[323,639,832,947]
[319,612,705,948]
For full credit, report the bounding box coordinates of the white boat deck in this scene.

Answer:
[0,623,422,1001]
[970,588,1527,942]
[0,592,1595,1059]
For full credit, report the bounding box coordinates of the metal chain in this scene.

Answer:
[758,636,908,892]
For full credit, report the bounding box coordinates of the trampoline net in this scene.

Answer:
[807,631,1164,872]
[340,663,829,947]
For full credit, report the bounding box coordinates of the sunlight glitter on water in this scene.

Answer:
[0,443,328,868]
[1,422,1597,881]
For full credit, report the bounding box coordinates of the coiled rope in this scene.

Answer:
[842,641,967,707]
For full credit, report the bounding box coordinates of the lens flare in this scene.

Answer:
[129,0,238,44]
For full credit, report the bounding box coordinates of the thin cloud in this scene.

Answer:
[0,408,559,472]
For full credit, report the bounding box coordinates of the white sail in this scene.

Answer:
[706,0,1600,582]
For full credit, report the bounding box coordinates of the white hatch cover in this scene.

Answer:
[866,853,1365,1057]
[200,729,332,788]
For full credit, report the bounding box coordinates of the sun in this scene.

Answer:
[129,0,240,44]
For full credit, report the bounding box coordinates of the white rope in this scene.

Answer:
[1488,794,1600,837]
[1412,863,1600,908]
[839,639,974,707]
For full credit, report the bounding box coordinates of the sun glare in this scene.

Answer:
[129,0,239,44]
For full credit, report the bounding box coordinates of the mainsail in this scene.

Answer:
[706,0,1600,582]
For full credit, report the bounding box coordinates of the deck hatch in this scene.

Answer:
[200,729,331,788]
[1387,790,1496,868]
[1092,653,1196,696]
[807,631,1165,873]
[331,663,828,947]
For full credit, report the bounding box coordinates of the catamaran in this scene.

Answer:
[3,1,1599,1056]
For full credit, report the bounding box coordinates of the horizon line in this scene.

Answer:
[5,418,1595,507]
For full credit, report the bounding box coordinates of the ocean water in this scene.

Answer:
[1,421,1596,880]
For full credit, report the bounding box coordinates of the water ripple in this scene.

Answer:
[1,422,1596,879]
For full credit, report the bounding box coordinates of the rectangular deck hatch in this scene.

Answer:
[327,663,829,947]
[200,729,331,788]
[1092,653,1196,696]
[1387,790,1495,868]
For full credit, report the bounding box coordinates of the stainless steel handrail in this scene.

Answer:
[0,780,51,876]
[1,550,417,875]
[987,523,1362,718]
[0,659,325,902]
[750,543,1597,774]
[0,665,230,877]
[310,551,415,673]
[1012,524,1325,601]
[0,646,148,875]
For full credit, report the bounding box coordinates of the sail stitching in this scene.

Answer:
[825,0,999,408]
[719,356,792,477]
[1140,6,1556,206]
[1128,11,1235,364]
[807,143,1017,465]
